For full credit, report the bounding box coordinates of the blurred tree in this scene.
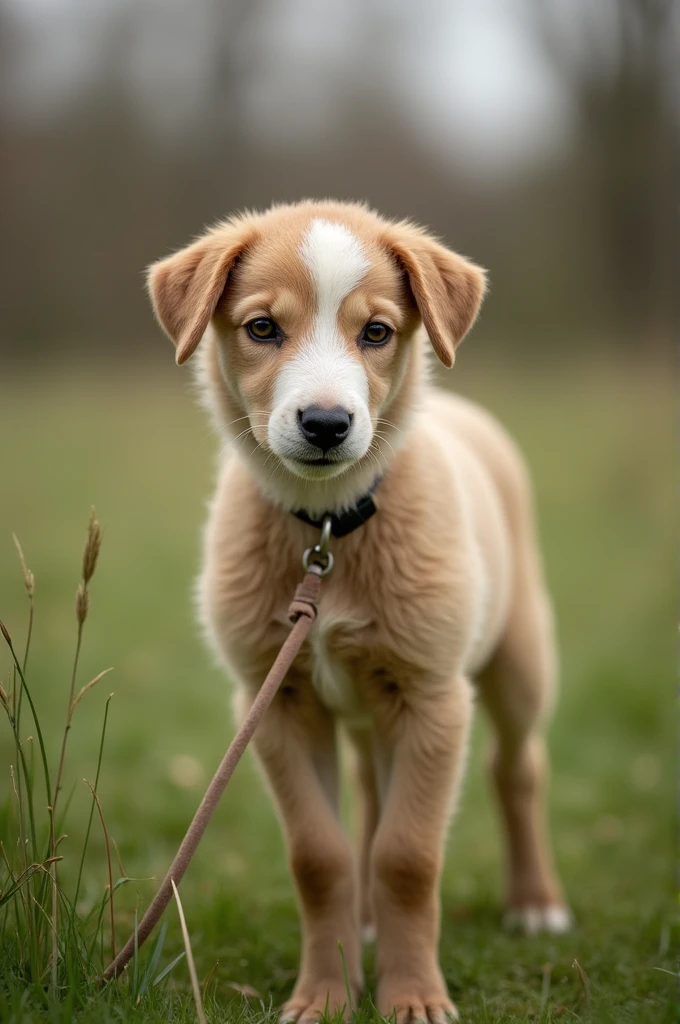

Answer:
[0,0,675,359]
[531,0,676,346]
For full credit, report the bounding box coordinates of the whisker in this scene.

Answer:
[244,437,269,461]
[220,430,271,468]
[201,412,269,443]
[373,431,397,460]
[375,417,403,435]
[262,450,278,473]
[223,413,269,430]
[218,427,255,454]
[221,415,272,450]
[230,426,259,444]
[366,444,383,476]
[266,455,285,489]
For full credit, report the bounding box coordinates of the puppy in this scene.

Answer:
[147,200,570,1023]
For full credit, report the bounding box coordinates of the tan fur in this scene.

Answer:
[148,200,569,1023]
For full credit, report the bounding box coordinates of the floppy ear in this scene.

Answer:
[385,224,487,368]
[147,224,255,365]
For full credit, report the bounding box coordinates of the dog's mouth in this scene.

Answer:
[282,454,354,479]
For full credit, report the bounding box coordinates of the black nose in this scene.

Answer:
[298,405,352,452]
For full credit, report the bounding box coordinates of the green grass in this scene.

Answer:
[0,354,675,1023]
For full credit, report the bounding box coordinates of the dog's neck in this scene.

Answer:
[245,447,386,518]
[197,329,428,518]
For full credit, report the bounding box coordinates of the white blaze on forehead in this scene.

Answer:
[300,218,371,313]
[268,218,374,466]
[272,219,371,413]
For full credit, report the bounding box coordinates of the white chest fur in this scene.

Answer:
[309,618,369,725]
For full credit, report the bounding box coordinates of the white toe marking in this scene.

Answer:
[504,904,573,935]
[361,922,376,944]
[543,904,573,933]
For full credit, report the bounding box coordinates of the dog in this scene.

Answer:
[147,200,570,1023]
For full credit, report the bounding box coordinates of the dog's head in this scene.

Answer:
[147,201,486,512]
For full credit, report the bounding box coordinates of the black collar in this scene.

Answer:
[292,479,381,538]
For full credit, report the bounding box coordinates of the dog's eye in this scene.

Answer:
[246,317,279,342]
[361,322,392,346]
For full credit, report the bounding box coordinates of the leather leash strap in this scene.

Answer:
[102,566,323,982]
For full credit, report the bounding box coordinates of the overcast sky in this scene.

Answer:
[4,0,660,177]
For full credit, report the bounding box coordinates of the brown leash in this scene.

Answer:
[102,520,332,982]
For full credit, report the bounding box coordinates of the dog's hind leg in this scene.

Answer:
[477,569,571,934]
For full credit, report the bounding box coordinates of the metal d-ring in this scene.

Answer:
[302,514,334,576]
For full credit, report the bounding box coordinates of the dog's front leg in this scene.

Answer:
[240,681,360,1023]
[372,679,472,1024]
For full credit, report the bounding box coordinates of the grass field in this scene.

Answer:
[0,354,675,1023]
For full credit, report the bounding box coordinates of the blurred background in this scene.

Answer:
[0,0,677,359]
[0,1,676,1019]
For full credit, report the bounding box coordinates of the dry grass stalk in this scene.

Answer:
[84,780,116,960]
[50,827,58,992]
[8,766,19,811]
[573,958,592,1008]
[82,507,102,584]
[12,534,35,598]
[7,770,30,912]
[40,855,63,869]
[6,536,35,963]
[201,961,220,1001]
[51,508,103,989]
[171,879,207,1024]
[75,584,89,626]
[0,839,15,876]
[2,623,57,988]
[12,534,35,674]
[2,511,129,998]
[72,668,113,711]
[111,837,126,879]
[54,508,104,811]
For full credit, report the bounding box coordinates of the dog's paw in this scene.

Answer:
[280,980,355,1023]
[361,922,376,944]
[504,904,572,935]
[377,975,458,1024]
[380,996,459,1024]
